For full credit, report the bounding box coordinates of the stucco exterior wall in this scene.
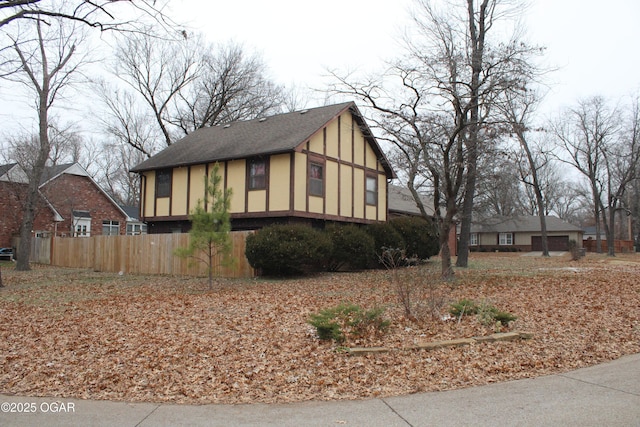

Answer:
[138,110,389,229]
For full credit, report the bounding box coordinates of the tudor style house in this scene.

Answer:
[131,102,395,233]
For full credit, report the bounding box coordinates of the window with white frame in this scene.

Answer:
[102,220,120,236]
[470,233,479,246]
[73,211,91,237]
[365,175,377,206]
[126,223,147,235]
[499,232,513,245]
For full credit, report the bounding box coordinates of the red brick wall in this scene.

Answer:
[40,174,128,237]
[0,181,57,247]
[0,181,25,247]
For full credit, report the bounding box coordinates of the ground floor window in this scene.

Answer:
[126,223,147,235]
[102,220,120,236]
[470,233,478,246]
[499,232,513,245]
[73,212,91,237]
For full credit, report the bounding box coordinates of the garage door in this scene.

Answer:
[531,236,570,251]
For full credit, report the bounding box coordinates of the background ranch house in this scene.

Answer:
[465,215,584,252]
[131,102,395,232]
[0,162,134,248]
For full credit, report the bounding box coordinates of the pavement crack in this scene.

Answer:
[558,374,640,397]
[380,398,414,426]
[135,403,162,427]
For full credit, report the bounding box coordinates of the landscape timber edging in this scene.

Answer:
[347,331,533,356]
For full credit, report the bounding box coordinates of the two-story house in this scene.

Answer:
[131,102,395,232]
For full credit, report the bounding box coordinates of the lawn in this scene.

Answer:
[0,253,638,404]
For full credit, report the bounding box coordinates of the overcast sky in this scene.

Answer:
[170,0,640,114]
[1,0,638,137]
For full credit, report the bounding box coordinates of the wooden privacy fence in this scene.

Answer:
[583,239,635,253]
[51,232,256,278]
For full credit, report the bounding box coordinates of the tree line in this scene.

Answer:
[1,0,639,274]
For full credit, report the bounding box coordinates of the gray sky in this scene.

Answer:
[170,0,640,113]
[1,0,638,137]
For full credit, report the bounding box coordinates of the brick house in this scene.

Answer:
[0,163,133,247]
[0,164,59,247]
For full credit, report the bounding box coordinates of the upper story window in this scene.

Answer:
[102,220,120,236]
[366,175,377,206]
[309,161,324,197]
[156,169,172,198]
[499,232,513,245]
[248,158,267,190]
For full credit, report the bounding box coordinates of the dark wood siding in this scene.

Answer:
[531,235,570,251]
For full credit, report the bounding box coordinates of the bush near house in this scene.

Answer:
[245,224,332,276]
[389,216,440,261]
[246,219,440,276]
[325,224,375,271]
[364,222,405,267]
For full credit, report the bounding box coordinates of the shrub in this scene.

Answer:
[364,222,405,266]
[476,301,517,328]
[325,224,375,271]
[245,224,332,276]
[450,299,517,329]
[449,298,479,317]
[308,303,390,343]
[389,216,439,261]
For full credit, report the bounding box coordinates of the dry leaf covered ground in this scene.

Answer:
[0,252,639,404]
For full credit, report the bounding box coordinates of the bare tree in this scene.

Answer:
[0,14,87,270]
[95,80,162,158]
[500,89,552,255]
[172,41,286,134]
[328,0,540,278]
[101,35,288,160]
[0,0,172,33]
[93,142,145,206]
[552,97,619,254]
[546,181,586,223]
[473,153,525,219]
[600,96,640,255]
[112,30,200,147]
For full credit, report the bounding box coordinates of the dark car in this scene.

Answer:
[0,247,14,261]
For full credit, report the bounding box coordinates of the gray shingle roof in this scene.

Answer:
[471,216,583,233]
[39,163,76,185]
[0,163,18,178]
[388,184,435,216]
[130,102,394,177]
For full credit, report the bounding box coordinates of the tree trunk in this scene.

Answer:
[606,203,616,257]
[16,89,50,271]
[456,0,487,268]
[592,182,603,254]
[439,217,455,280]
[456,155,476,268]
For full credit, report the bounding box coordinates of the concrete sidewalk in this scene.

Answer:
[1,353,639,426]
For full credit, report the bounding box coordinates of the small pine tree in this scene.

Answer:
[175,164,234,289]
